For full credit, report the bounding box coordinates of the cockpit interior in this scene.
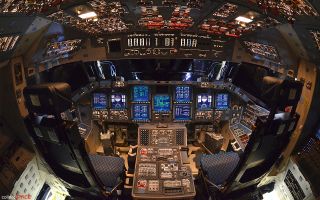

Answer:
[0,1,319,200]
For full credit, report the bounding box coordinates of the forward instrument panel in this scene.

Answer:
[92,81,231,124]
[87,80,269,199]
[90,80,264,152]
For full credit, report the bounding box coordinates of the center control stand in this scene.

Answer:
[132,123,196,199]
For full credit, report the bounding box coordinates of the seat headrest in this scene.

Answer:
[24,83,72,115]
[261,77,302,108]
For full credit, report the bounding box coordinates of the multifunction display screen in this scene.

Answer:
[132,104,150,120]
[197,94,212,110]
[111,94,126,109]
[153,95,171,112]
[93,93,107,109]
[175,86,191,102]
[133,85,149,102]
[216,93,229,109]
[174,104,191,120]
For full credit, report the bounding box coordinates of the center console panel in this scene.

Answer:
[132,124,195,199]
[109,109,129,121]
[152,112,172,123]
[194,110,213,121]
[92,109,108,121]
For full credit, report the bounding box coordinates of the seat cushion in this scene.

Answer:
[200,152,240,185]
[89,154,125,187]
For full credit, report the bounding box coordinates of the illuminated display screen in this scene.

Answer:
[133,85,149,102]
[132,104,150,120]
[216,93,229,109]
[316,128,320,140]
[175,86,191,102]
[93,93,107,109]
[174,104,191,120]
[111,94,126,109]
[153,95,171,112]
[197,94,212,110]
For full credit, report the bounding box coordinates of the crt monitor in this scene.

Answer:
[132,85,150,102]
[92,93,107,110]
[174,104,191,120]
[153,95,171,112]
[196,94,212,110]
[132,104,150,120]
[175,86,191,103]
[111,94,126,109]
[216,93,229,109]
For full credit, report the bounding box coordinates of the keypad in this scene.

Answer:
[140,129,150,146]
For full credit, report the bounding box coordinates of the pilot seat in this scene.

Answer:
[23,83,125,199]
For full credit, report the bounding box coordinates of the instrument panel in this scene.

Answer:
[99,32,227,60]
[138,125,187,147]
[91,81,231,123]
[133,124,195,199]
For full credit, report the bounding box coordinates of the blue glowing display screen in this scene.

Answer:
[111,94,126,109]
[93,93,107,109]
[133,85,149,102]
[153,95,171,112]
[215,93,229,109]
[174,104,191,120]
[175,86,191,102]
[132,104,150,120]
[197,94,212,110]
[316,129,320,140]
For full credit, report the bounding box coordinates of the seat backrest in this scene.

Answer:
[200,152,240,185]
[88,154,125,188]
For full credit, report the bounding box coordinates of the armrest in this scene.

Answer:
[180,150,190,164]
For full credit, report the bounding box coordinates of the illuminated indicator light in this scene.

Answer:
[78,12,97,19]
[235,16,253,23]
